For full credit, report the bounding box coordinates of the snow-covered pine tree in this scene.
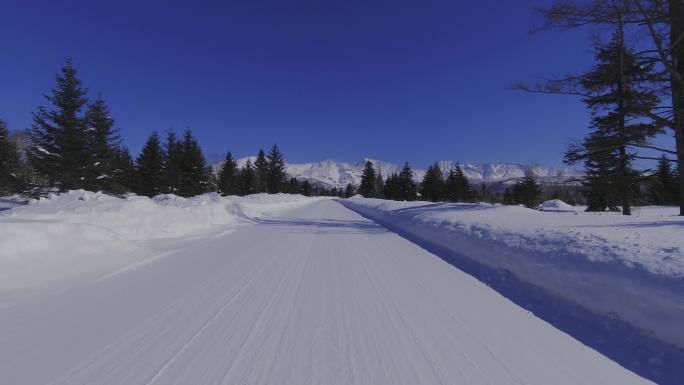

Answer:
[267,144,286,193]
[135,132,165,197]
[178,128,208,197]
[254,149,269,193]
[218,151,238,196]
[397,162,417,201]
[444,166,470,202]
[358,161,376,198]
[0,119,23,194]
[28,59,90,191]
[110,146,135,194]
[421,162,444,202]
[84,96,120,192]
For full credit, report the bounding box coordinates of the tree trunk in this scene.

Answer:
[670,0,684,215]
[617,11,632,215]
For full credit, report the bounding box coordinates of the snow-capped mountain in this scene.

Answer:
[212,157,582,189]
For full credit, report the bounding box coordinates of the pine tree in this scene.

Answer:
[649,154,678,205]
[28,59,90,191]
[238,159,256,196]
[358,161,377,197]
[374,173,385,198]
[254,149,269,193]
[383,173,400,200]
[444,166,471,202]
[421,162,444,201]
[397,162,417,201]
[135,132,165,197]
[565,30,661,215]
[267,144,286,193]
[344,183,356,198]
[161,130,183,194]
[217,151,238,196]
[302,180,313,196]
[177,128,208,197]
[110,146,135,194]
[511,174,543,208]
[288,177,300,194]
[84,96,120,192]
[0,119,23,194]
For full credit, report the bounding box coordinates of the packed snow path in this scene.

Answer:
[0,200,649,384]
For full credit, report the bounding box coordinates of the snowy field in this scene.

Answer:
[0,192,681,384]
[342,198,684,351]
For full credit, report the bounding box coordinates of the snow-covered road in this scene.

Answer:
[0,200,649,384]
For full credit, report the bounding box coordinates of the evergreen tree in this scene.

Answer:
[254,149,269,193]
[302,180,313,196]
[162,130,183,193]
[84,96,120,192]
[397,162,417,201]
[110,146,135,194]
[565,30,661,215]
[344,183,356,198]
[649,154,679,205]
[177,128,208,197]
[266,144,286,193]
[444,166,471,202]
[374,173,385,198]
[135,132,165,197]
[28,59,90,190]
[383,173,400,200]
[511,174,543,208]
[217,151,238,196]
[421,162,444,201]
[0,119,23,194]
[288,177,300,194]
[238,159,256,196]
[358,161,377,197]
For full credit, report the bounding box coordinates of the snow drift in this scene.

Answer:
[342,198,684,349]
[0,191,326,293]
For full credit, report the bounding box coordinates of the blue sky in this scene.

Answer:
[1,0,599,167]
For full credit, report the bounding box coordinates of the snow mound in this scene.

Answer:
[343,198,684,349]
[540,199,580,212]
[0,191,325,293]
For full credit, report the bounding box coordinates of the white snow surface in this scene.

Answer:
[343,198,684,350]
[212,157,581,189]
[0,198,649,384]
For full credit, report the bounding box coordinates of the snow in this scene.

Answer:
[342,198,684,351]
[0,199,650,384]
[0,191,327,294]
[540,199,583,212]
[212,157,581,189]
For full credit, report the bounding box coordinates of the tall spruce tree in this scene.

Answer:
[374,173,385,198]
[444,166,471,202]
[177,128,208,197]
[135,132,165,197]
[111,146,135,194]
[302,180,313,196]
[358,161,377,197]
[649,154,679,205]
[288,177,300,194]
[0,119,23,194]
[218,151,238,196]
[383,173,400,200]
[266,144,286,193]
[84,96,120,192]
[238,159,256,196]
[162,130,183,193]
[344,183,356,198]
[397,162,417,201]
[421,162,444,201]
[28,59,90,191]
[511,174,543,208]
[254,149,269,193]
[565,30,661,215]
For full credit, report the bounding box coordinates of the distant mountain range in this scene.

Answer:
[211,157,582,190]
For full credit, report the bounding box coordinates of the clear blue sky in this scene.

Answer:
[1,0,597,167]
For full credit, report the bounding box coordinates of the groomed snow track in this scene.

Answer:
[0,200,653,384]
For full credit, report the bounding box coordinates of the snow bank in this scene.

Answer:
[0,191,325,293]
[540,199,582,212]
[342,198,684,349]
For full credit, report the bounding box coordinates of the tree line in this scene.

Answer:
[515,0,684,215]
